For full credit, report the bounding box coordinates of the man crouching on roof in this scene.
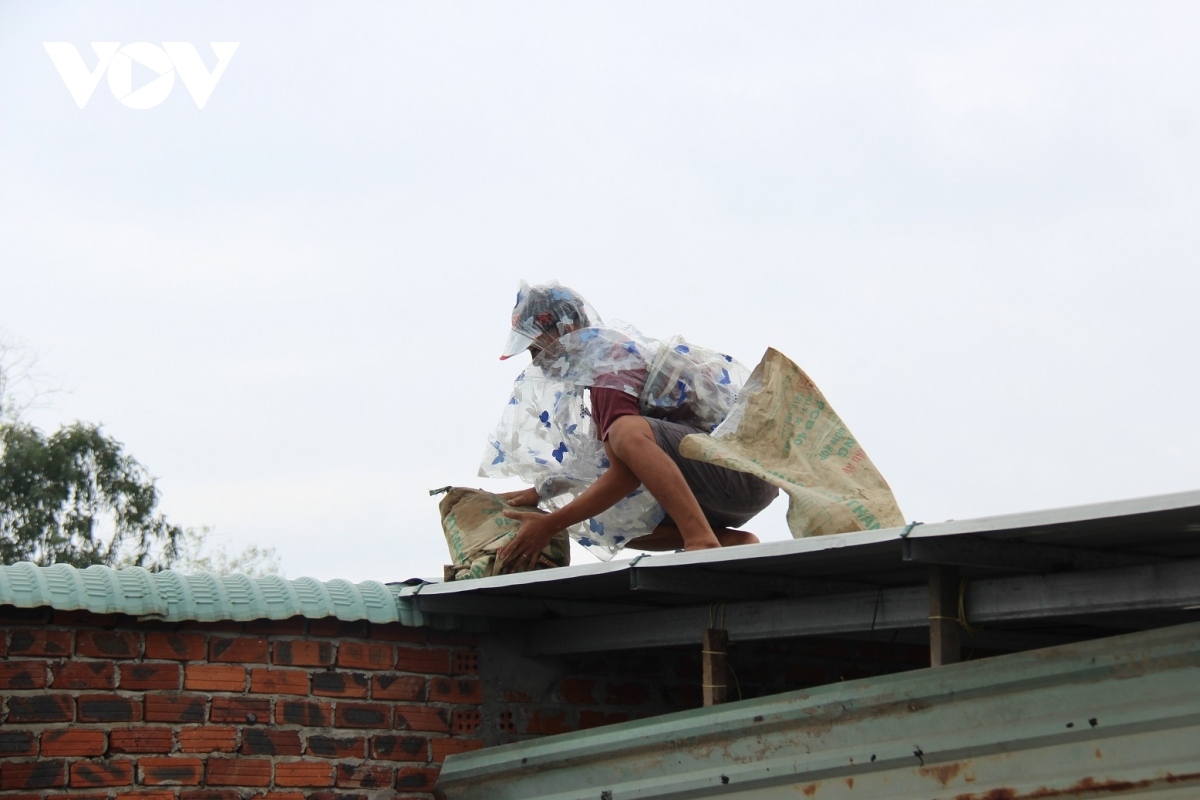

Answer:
[489,282,777,574]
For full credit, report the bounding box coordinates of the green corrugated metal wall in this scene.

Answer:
[437,621,1200,799]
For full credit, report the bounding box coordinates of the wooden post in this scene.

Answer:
[929,565,961,666]
[702,628,728,706]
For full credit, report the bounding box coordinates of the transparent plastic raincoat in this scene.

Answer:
[479,282,749,559]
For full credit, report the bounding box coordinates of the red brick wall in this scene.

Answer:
[0,608,482,800]
[0,605,977,796]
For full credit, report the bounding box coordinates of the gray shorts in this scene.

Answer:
[645,417,778,530]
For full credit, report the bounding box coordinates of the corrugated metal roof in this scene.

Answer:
[437,620,1200,799]
[405,487,1200,610]
[398,488,1200,657]
[0,562,407,624]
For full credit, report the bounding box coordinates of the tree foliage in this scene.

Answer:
[0,340,282,576]
[0,421,181,569]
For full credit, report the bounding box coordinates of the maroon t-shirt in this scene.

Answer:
[590,386,641,441]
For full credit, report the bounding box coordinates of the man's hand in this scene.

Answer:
[498,487,540,508]
[497,509,562,574]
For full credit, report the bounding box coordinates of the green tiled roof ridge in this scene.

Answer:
[0,561,406,624]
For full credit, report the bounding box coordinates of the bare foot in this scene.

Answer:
[716,529,759,547]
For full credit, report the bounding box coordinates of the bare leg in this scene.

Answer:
[606,416,721,550]
[500,415,762,566]
[717,529,759,547]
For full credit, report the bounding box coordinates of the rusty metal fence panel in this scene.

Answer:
[438,621,1200,799]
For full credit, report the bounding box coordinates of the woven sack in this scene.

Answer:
[440,487,570,581]
[680,348,904,537]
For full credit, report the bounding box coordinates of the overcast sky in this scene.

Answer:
[2,2,1198,582]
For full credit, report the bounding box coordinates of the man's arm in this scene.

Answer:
[499,404,731,571]
[497,440,639,571]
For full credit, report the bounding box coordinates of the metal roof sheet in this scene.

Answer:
[400,488,1200,656]
[0,562,407,624]
[404,487,1200,612]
